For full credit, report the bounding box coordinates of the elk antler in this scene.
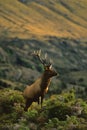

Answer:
[31,50,52,67]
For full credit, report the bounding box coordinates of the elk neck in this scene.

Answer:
[40,72,51,91]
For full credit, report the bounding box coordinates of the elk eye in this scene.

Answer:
[45,66,49,70]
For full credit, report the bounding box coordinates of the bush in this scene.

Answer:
[48,104,72,121]
[0,88,25,128]
[0,88,87,130]
[24,109,38,121]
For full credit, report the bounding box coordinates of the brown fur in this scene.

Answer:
[23,67,57,111]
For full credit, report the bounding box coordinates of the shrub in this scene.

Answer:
[0,88,25,128]
[48,104,72,121]
[24,109,38,121]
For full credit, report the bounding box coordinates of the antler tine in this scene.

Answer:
[37,49,41,57]
[36,50,45,64]
[50,59,52,64]
[31,49,41,57]
[44,53,47,60]
[41,53,48,66]
[31,49,45,65]
[31,50,52,67]
[46,58,52,67]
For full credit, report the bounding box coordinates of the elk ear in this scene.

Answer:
[45,65,52,70]
[49,64,52,69]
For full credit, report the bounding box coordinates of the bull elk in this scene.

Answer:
[23,50,57,111]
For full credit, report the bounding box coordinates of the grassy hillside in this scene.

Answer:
[0,0,87,39]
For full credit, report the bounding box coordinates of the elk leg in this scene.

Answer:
[24,99,32,111]
[41,95,44,108]
[37,97,40,104]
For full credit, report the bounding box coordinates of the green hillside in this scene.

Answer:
[0,0,87,95]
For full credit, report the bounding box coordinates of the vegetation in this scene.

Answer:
[0,88,87,130]
[0,89,25,128]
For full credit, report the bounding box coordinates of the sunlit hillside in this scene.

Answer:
[0,0,87,39]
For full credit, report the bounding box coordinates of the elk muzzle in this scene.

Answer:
[51,69,57,77]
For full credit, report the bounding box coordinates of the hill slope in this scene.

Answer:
[0,0,87,39]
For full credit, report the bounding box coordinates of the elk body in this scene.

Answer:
[23,50,57,111]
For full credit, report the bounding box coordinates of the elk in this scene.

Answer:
[23,50,57,111]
